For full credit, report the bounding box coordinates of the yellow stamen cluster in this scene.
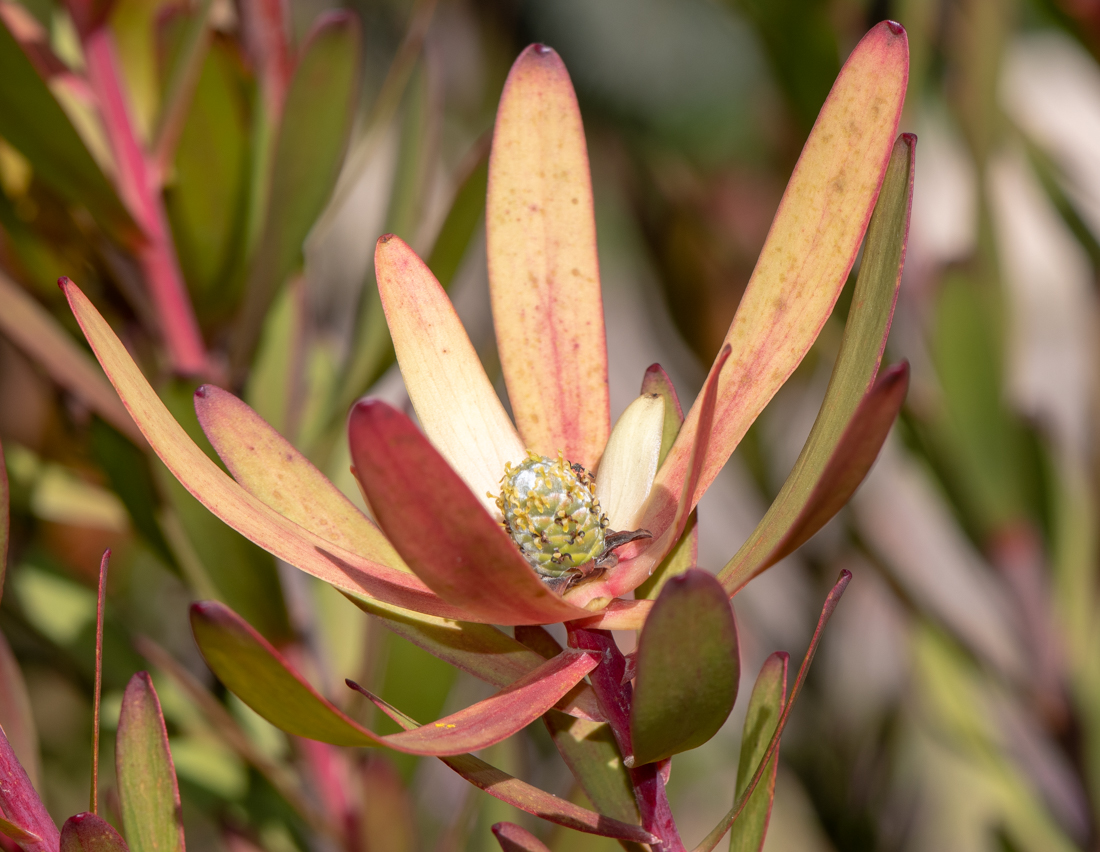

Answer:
[491,451,608,578]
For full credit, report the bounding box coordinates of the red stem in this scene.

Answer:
[91,549,110,815]
[82,28,208,376]
[568,627,685,851]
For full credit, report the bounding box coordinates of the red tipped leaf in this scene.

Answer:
[60,813,130,852]
[348,399,590,625]
[492,823,551,852]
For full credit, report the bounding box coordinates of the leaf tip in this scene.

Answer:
[885,20,905,36]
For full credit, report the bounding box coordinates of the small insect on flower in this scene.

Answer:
[493,451,650,593]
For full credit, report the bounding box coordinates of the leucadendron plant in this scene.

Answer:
[8,21,915,852]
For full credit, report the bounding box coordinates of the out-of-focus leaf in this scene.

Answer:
[0,272,143,445]
[165,32,249,309]
[630,569,739,766]
[191,600,597,755]
[362,688,658,845]
[731,0,840,135]
[694,571,851,852]
[348,399,590,625]
[427,146,489,289]
[640,23,908,570]
[931,271,1028,535]
[233,12,360,372]
[0,17,136,241]
[640,363,685,467]
[60,813,130,852]
[346,595,603,721]
[718,133,915,595]
[0,631,40,791]
[492,823,552,852]
[194,385,404,568]
[0,723,56,852]
[358,758,416,852]
[116,673,185,852]
[152,0,213,168]
[728,653,788,852]
[487,44,608,471]
[385,59,439,244]
[90,420,175,570]
[62,280,465,620]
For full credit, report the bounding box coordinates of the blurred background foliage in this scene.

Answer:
[2,0,1100,850]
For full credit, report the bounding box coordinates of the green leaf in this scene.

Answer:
[630,569,739,766]
[191,601,598,756]
[164,31,250,309]
[115,673,185,852]
[232,11,361,372]
[729,653,788,852]
[718,133,915,595]
[635,509,697,602]
[60,813,130,852]
[639,363,684,468]
[0,18,136,241]
[426,148,489,290]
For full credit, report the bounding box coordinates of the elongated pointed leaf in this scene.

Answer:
[640,363,685,467]
[345,594,602,721]
[492,823,551,852]
[194,385,405,568]
[191,601,596,755]
[0,723,57,852]
[374,235,526,514]
[61,813,130,852]
[719,134,915,595]
[630,570,739,766]
[646,23,908,556]
[62,279,467,621]
[348,399,590,625]
[0,17,136,241]
[729,653,788,852]
[487,44,608,470]
[595,394,665,531]
[359,688,657,844]
[233,12,361,370]
[0,273,143,445]
[694,571,851,852]
[116,673,184,852]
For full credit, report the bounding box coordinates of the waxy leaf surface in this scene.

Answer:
[346,594,602,720]
[360,687,657,844]
[0,722,57,852]
[719,134,915,595]
[116,673,184,852]
[728,653,788,852]
[194,385,404,568]
[375,235,526,515]
[192,601,597,755]
[487,44,609,470]
[61,813,130,852]
[491,823,552,852]
[349,399,591,625]
[644,22,909,565]
[234,12,360,369]
[630,570,740,765]
[0,17,136,241]
[62,280,469,620]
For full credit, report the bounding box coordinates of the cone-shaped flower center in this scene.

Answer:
[495,452,608,577]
